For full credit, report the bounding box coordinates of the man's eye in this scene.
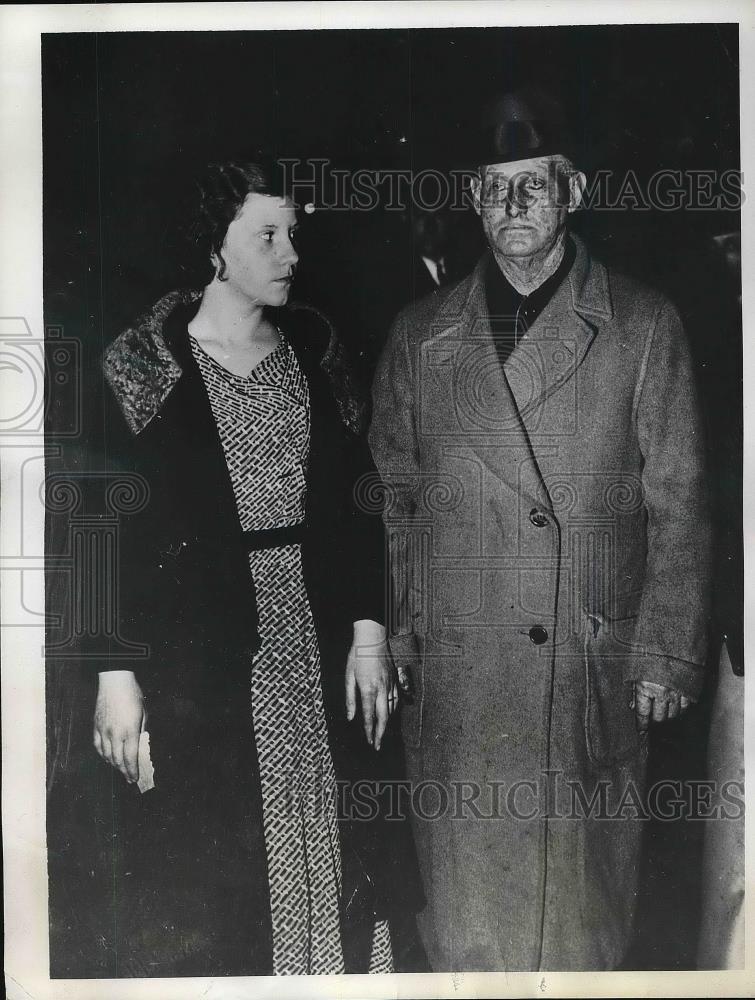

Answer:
[526,177,546,191]
[261,232,274,242]
[289,229,299,243]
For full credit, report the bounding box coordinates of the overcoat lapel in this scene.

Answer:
[428,254,552,509]
[503,236,610,456]
[430,235,611,508]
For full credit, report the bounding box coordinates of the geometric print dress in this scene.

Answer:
[190,334,393,975]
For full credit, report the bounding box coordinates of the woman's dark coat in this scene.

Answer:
[65,291,421,977]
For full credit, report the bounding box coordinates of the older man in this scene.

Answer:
[369,89,712,971]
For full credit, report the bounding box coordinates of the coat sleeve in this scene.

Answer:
[630,297,713,698]
[368,309,425,666]
[73,376,160,679]
[341,430,388,627]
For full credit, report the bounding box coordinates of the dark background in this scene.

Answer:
[44,25,741,974]
[43,25,740,371]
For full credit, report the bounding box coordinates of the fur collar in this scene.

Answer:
[103,290,366,437]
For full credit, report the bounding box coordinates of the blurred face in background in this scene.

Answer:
[412,209,450,261]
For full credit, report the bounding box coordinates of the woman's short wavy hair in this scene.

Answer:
[182,156,291,287]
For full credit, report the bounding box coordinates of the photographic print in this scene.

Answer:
[1,4,751,998]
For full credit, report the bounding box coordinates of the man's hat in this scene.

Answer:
[471,85,579,168]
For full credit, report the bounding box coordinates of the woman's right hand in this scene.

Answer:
[93,670,145,784]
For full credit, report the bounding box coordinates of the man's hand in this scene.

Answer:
[345,620,398,751]
[93,670,145,783]
[633,680,691,733]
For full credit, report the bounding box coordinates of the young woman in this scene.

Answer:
[91,159,421,976]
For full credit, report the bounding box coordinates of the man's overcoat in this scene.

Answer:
[369,234,712,971]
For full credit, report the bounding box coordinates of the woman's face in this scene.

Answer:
[217,192,299,306]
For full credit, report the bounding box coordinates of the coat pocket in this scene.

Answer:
[398,642,426,751]
[583,609,646,768]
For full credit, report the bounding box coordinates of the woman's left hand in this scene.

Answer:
[345,619,398,751]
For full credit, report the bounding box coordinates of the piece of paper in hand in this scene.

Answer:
[137,729,155,793]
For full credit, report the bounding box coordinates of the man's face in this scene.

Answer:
[472,155,583,262]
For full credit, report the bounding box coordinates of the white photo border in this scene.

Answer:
[1,3,753,998]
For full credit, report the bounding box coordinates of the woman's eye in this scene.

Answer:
[526,177,545,191]
[261,232,274,242]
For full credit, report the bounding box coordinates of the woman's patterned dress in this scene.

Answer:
[191,334,393,975]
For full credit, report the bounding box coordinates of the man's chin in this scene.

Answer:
[496,236,536,257]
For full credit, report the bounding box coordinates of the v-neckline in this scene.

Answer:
[189,332,286,381]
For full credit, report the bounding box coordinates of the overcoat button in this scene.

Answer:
[529,508,549,528]
[528,625,548,645]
